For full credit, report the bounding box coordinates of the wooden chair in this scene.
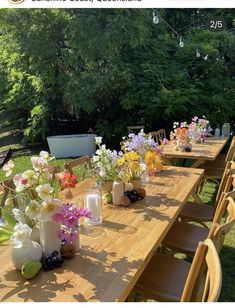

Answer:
[127,126,145,134]
[162,191,235,256]
[201,137,235,184]
[47,165,61,185]
[179,161,235,227]
[0,179,18,215]
[132,239,221,302]
[150,129,166,145]
[64,155,91,180]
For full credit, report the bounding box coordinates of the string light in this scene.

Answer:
[153,9,184,48]
[153,9,160,24]
[179,37,184,48]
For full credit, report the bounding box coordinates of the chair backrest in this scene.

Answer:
[0,179,18,215]
[150,129,166,145]
[64,155,91,180]
[181,239,222,302]
[225,137,235,162]
[209,192,235,252]
[47,165,61,185]
[216,160,235,206]
[214,164,235,218]
[127,126,145,134]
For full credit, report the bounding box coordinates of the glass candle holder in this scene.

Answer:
[84,188,102,225]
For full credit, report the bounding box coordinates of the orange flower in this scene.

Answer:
[145,151,163,174]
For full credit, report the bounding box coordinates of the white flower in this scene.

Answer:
[31,157,48,171]
[36,184,54,201]
[140,163,147,172]
[40,151,55,161]
[25,200,41,219]
[92,156,99,163]
[5,198,12,206]
[11,223,32,247]
[13,174,27,192]
[40,168,53,182]
[12,209,26,224]
[95,137,103,145]
[99,169,106,177]
[3,160,15,177]
[22,170,37,187]
[40,199,61,220]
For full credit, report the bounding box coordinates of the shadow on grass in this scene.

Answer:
[219,245,235,302]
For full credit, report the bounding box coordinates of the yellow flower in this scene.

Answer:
[129,161,140,171]
[117,157,126,166]
[145,151,163,172]
[124,152,140,162]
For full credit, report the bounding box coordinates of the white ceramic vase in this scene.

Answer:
[112,181,124,206]
[11,240,43,270]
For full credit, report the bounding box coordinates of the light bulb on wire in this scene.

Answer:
[179,37,184,48]
[153,10,160,24]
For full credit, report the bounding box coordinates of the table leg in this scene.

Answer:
[162,156,173,166]
[190,159,205,168]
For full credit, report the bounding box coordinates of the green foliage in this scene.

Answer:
[1,208,17,228]
[0,9,234,143]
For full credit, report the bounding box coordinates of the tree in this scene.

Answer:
[0,9,234,144]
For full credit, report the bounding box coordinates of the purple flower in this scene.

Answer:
[52,203,92,228]
[57,229,78,242]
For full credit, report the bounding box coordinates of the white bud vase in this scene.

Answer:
[112,181,124,206]
[40,220,61,257]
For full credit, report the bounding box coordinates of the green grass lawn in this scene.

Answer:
[0,152,234,302]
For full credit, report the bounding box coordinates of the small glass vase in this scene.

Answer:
[40,219,62,257]
[84,188,102,225]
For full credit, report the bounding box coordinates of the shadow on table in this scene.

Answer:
[69,246,143,302]
[0,267,73,302]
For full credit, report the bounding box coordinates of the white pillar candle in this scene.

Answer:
[85,193,102,225]
[40,220,61,257]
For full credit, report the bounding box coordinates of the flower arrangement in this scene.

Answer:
[92,137,123,184]
[1,151,61,226]
[122,130,164,177]
[122,129,158,159]
[116,152,146,183]
[53,203,92,243]
[188,116,213,143]
[0,151,91,278]
[170,122,192,152]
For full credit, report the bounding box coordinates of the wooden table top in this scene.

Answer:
[162,137,228,160]
[0,166,204,302]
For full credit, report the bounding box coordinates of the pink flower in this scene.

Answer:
[162,138,169,145]
[52,203,92,228]
[57,229,78,242]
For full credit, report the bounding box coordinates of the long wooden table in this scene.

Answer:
[162,137,228,168]
[0,166,204,302]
